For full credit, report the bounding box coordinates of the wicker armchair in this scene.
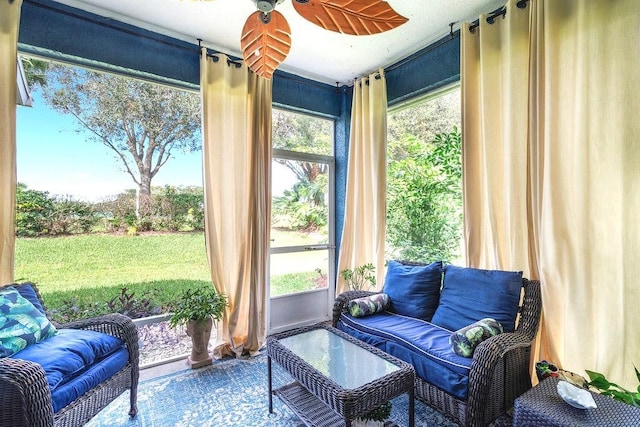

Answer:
[332,278,542,427]
[0,282,139,427]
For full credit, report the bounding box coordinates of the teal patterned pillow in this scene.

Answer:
[347,294,390,318]
[0,287,58,357]
[449,318,503,358]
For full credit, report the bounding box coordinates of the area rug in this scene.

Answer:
[86,354,512,426]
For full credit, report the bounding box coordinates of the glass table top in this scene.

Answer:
[277,328,400,389]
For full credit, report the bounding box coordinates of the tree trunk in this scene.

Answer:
[136,175,153,223]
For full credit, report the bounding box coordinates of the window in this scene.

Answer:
[386,86,463,263]
[16,57,206,366]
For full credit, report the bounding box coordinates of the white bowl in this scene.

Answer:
[557,380,597,409]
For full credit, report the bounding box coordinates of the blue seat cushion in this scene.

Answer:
[50,348,129,413]
[12,328,127,412]
[337,311,472,400]
[431,265,522,332]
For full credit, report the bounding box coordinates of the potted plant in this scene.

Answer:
[168,286,227,369]
[340,263,376,291]
[535,360,559,382]
[354,402,392,426]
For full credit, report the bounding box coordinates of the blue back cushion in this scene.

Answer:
[14,283,46,314]
[431,265,522,332]
[382,260,443,321]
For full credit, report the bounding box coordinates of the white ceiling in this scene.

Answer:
[52,0,505,85]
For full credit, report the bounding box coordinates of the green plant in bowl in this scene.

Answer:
[168,286,227,368]
[168,286,227,328]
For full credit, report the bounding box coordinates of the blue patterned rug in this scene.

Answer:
[87,353,512,426]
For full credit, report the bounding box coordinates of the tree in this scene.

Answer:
[387,91,460,155]
[272,109,331,182]
[272,110,331,231]
[40,64,201,218]
[386,128,462,262]
[386,89,463,262]
[20,56,48,88]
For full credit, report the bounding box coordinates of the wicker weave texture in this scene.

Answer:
[513,377,640,427]
[268,323,415,426]
[332,278,543,427]
[0,282,139,427]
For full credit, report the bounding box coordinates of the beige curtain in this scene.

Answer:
[0,0,22,285]
[463,0,640,388]
[200,50,272,357]
[337,69,388,293]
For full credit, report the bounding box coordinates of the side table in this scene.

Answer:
[513,377,640,426]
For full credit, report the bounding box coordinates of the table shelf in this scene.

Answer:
[274,382,398,427]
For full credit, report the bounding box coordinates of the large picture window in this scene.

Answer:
[386,86,463,263]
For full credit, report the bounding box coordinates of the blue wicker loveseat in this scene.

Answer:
[0,282,139,427]
[332,262,542,427]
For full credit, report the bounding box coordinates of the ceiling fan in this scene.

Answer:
[183,0,408,79]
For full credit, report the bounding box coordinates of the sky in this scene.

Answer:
[17,92,293,202]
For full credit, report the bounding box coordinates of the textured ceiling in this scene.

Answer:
[52,0,505,85]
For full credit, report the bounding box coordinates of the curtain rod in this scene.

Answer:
[469,0,530,33]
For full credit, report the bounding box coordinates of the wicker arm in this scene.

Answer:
[59,314,140,417]
[0,358,55,427]
[466,279,542,427]
[466,332,534,426]
[331,290,379,326]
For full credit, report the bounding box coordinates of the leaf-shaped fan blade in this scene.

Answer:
[241,10,292,79]
[292,0,408,35]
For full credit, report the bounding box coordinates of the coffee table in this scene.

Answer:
[267,323,415,427]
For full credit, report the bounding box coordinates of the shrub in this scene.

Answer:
[107,287,162,319]
[47,196,98,235]
[47,297,109,323]
[386,128,462,263]
[16,183,54,237]
[273,177,328,231]
[152,186,204,232]
[340,264,376,291]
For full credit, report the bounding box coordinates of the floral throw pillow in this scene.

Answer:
[449,318,503,358]
[347,294,390,318]
[0,287,58,357]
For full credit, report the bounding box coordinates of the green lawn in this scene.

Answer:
[15,231,327,318]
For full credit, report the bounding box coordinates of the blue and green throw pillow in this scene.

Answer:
[450,318,503,358]
[347,294,390,318]
[0,287,58,357]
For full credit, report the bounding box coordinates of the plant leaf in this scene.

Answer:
[293,0,408,36]
[585,369,612,390]
[241,10,291,79]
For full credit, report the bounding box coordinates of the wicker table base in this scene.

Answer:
[513,377,640,426]
[267,324,415,427]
